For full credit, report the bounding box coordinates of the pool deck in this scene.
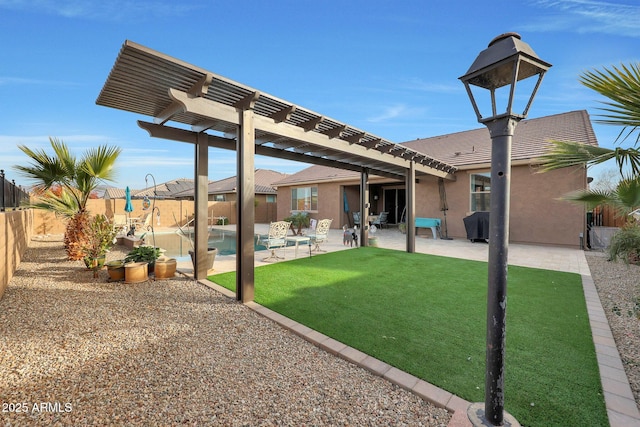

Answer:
[161,223,638,427]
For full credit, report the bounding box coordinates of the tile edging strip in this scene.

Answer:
[581,272,640,426]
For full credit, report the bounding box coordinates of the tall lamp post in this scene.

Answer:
[459,33,551,426]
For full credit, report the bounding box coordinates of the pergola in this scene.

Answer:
[97,40,457,302]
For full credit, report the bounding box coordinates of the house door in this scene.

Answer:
[383,188,405,224]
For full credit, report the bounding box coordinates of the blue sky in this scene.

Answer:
[2,0,639,190]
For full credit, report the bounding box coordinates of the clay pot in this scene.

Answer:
[154,257,177,279]
[124,262,149,284]
[106,260,125,282]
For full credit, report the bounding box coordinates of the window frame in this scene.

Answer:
[290,186,318,212]
[470,172,491,212]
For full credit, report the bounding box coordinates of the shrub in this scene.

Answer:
[608,223,640,265]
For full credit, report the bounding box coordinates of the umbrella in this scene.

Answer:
[343,189,351,227]
[124,186,134,235]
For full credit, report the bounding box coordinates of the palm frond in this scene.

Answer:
[579,63,640,145]
[562,189,613,210]
[535,140,616,172]
[30,189,81,218]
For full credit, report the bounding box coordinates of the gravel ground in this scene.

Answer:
[585,251,640,408]
[0,237,451,426]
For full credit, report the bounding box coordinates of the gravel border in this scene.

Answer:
[0,238,451,426]
[585,251,640,409]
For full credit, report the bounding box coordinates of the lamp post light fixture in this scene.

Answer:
[459,33,551,427]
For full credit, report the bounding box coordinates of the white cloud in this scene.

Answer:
[0,0,205,21]
[529,0,640,37]
[366,105,407,123]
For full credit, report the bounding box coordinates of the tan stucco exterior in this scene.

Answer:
[276,164,587,248]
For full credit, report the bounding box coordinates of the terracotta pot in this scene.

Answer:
[124,262,149,284]
[106,260,125,282]
[154,258,177,279]
[84,254,106,270]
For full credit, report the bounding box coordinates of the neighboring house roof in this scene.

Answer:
[104,187,126,199]
[105,178,199,199]
[173,169,289,198]
[403,110,598,169]
[275,110,598,185]
[134,178,195,198]
[274,165,363,186]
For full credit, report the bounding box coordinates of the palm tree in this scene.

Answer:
[14,137,121,260]
[537,62,640,218]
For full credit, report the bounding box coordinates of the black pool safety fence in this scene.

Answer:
[1,169,30,212]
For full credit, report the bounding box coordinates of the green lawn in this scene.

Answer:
[210,247,607,426]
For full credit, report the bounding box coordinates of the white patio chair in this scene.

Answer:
[112,214,129,234]
[256,220,291,261]
[308,218,332,252]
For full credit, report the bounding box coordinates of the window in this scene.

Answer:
[291,187,318,211]
[470,173,491,211]
[266,195,276,203]
[214,194,225,202]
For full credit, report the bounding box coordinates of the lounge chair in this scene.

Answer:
[372,211,389,229]
[308,219,332,252]
[112,214,129,234]
[256,220,291,262]
[132,213,152,232]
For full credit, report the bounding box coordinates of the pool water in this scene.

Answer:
[145,229,266,258]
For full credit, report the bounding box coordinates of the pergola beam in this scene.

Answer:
[137,121,406,180]
[167,88,455,180]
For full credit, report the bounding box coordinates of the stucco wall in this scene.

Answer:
[414,165,586,247]
[277,182,349,229]
[31,198,276,235]
[1,209,33,299]
[277,164,587,248]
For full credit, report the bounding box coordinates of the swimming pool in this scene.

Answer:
[145,229,266,258]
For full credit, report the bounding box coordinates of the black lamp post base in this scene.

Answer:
[467,403,521,427]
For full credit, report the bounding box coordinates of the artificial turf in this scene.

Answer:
[210,247,608,426]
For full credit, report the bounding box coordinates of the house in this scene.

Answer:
[172,169,289,223]
[274,110,597,248]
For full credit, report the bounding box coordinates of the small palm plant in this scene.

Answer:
[284,212,310,235]
[13,137,121,260]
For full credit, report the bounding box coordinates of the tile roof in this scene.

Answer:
[173,169,288,197]
[402,110,597,169]
[275,110,598,185]
[134,178,195,198]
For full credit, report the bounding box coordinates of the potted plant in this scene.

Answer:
[284,212,310,236]
[188,247,218,272]
[80,214,118,277]
[105,259,125,281]
[124,245,161,271]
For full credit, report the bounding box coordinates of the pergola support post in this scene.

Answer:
[360,168,369,246]
[406,161,416,253]
[194,132,209,279]
[236,108,256,303]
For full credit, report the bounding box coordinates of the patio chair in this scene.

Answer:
[353,212,361,226]
[132,213,152,232]
[256,220,291,262]
[112,214,129,234]
[372,211,389,229]
[308,218,333,252]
